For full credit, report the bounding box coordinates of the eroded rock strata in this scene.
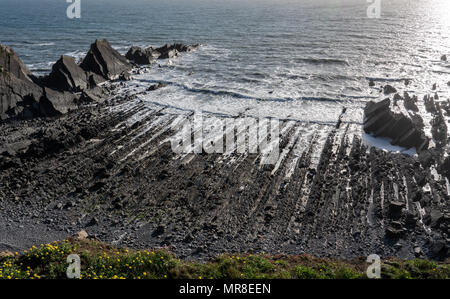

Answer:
[0,42,448,262]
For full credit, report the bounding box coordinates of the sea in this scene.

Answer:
[1,0,449,153]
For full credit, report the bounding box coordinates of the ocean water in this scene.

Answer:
[1,0,450,127]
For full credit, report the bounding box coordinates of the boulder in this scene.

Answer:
[368,79,375,87]
[45,55,88,91]
[118,71,131,81]
[430,209,443,228]
[147,82,167,91]
[42,87,78,115]
[87,72,107,87]
[0,250,14,258]
[441,54,447,62]
[172,43,200,52]
[75,229,89,240]
[383,85,397,95]
[155,44,180,59]
[364,98,429,151]
[80,39,131,80]
[80,87,105,103]
[0,71,44,120]
[125,46,159,65]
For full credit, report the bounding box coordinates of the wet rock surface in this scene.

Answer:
[126,46,159,65]
[126,43,200,65]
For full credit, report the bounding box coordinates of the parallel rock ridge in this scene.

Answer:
[0,94,448,260]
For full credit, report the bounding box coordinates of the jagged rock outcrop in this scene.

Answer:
[125,46,159,65]
[1,40,201,122]
[0,45,72,120]
[155,43,200,59]
[44,55,89,91]
[155,44,180,59]
[364,98,429,151]
[80,39,131,80]
[126,43,201,64]
[0,40,136,121]
[1,45,43,119]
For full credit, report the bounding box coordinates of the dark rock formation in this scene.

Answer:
[126,43,201,63]
[430,103,448,149]
[155,44,180,59]
[364,98,429,151]
[369,79,375,87]
[172,43,200,53]
[441,54,447,62]
[45,55,88,91]
[80,39,131,80]
[42,87,78,115]
[0,45,76,120]
[147,83,167,91]
[154,43,200,60]
[403,92,419,112]
[125,46,159,65]
[383,85,397,95]
[1,45,43,119]
[424,94,437,113]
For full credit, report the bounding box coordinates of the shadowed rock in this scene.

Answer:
[155,44,180,59]
[403,92,419,112]
[383,85,397,95]
[364,98,429,151]
[45,55,88,91]
[80,39,131,80]
[42,87,78,115]
[1,45,46,120]
[126,46,159,65]
[154,43,200,59]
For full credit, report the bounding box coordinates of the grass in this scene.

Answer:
[0,238,448,279]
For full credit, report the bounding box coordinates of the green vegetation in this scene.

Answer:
[0,238,448,279]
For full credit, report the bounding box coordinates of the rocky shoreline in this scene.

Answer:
[0,40,449,261]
